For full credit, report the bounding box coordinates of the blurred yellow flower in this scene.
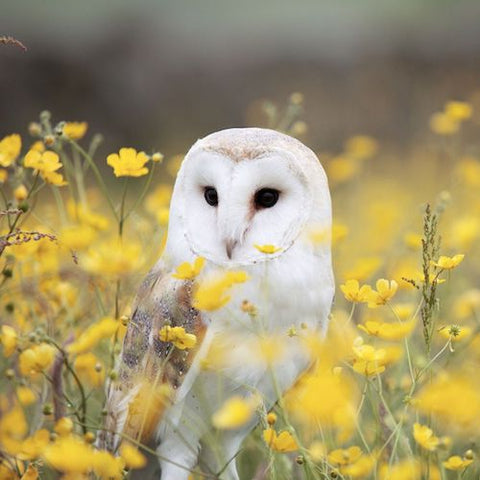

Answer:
[327,156,359,185]
[413,423,439,451]
[92,449,124,478]
[430,112,459,135]
[445,101,473,121]
[60,224,97,250]
[344,135,378,159]
[0,168,7,183]
[0,134,21,167]
[107,147,149,177]
[13,185,28,202]
[19,344,56,377]
[328,445,362,465]
[67,200,109,230]
[193,271,248,311]
[403,232,422,250]
[74,352,105,387]
[340,279,372,303]
[438,324,471,341]
[367,279,398,307]
[431,254,464,270]
[443,455,473,471]
[16,386,36,406]
[378,459,421,480]
[119,443,147,469]
[43,435,94,474]
[158,326,197,350]
[0,325,17,357]
[41,170,68,186]
[456,156,480,187]
[263,428,298,453]
[342,257,381,282]
[172,257,205,280]
[328,446,376,478]
[254,244,282,254]
[81,238,144,276]
[68,317,118,354]
[18,429,49,461]
[358,318,415,341]
[453,289,480,319]
[54,417,73,436]
[212,395,257,430]
[62,121,88,140]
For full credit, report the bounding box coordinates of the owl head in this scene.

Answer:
[165,128,331,267]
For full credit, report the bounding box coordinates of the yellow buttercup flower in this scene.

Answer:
[342,257,381,282]
[158,326,197,350]
[67,200,110,230]
[62,121,88,140]
[54,417,74,436]
[212,395,257,430]
[352,338,386,376]
[413,423,439,451]
[41,170,68,186]
[367,279,398,307]
[431,254,464,270]
[16,386,36,406]
[42,435,94,474]
[254,244,282,254]
[263,428,298,453]
[0,133,21,167]
[68,317,118,354]
[24,150,62,173]
[19,343,56,377]
[172,257,205,280]
[340,279,373,303]
[443,455,473,471]
[193,271,248,311]
[0,168,7,183]
[328,445,362,466]
[18,429,49,461]
[344,135,378,160]
[107,147,149,177]
[358,318,415,341]
[328,446,376,478]
[0,325,17,357]
[119,443,147,469]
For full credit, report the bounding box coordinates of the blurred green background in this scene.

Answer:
[2,0,480,156]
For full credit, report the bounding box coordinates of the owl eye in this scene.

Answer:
[254,188,279,209]
[204,186,218,206]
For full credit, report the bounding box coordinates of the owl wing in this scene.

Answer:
[101,262,206,451]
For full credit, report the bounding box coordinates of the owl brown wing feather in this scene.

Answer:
[100,263,205,451]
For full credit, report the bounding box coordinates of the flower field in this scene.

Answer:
[1,95,480,480]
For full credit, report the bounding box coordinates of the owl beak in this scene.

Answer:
[225,239,238,259]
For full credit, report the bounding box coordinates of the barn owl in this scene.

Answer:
[103,128,334,479]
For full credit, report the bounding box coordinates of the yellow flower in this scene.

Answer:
[378,459,422,480]
[0,168,7,183]
[41,170,68,186]
[151,152,164,162]
[107,147,149,177]
[344,135,378,159]
[443,455,473,471]
[24,150,62,173]
[430,112,459,135]
[445,101,473,121]
[0,406,28,455]
[18,429,50,461]
[158,326,197,350]
[68,317,118,354]
[438,324,471,342]
[16,386,36,406]
[74,352,105,387]
[60,224,97,250]
[119,443,147,469]
[193,271,249,311]
[358,318,416,341]
[19,343,56,377]
[403,232,422,250]
[431,254,464,269]
[92,450,124,478]
[19,464,38,480]
[327,156,360,185]
[13,185,28,202]
[54,417,74,436]
[254,244,282,254]
[1,325,17,357]
[453,289,480,319]
[413,423,439,451]
[67,200,109,230]
[263,428,298,453]
[352,339,386,376]
[328,446,362,466]
[81,238,144,276]
[62,121,88,140]
[0,134,21,167]
[43,435,94,474]
[342,257,381,282]
[172,257,205,280]
[340,279,373,303]
[367,279,398,307]
[212,395,257,429]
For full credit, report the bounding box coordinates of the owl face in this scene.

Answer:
[166,128,331,267]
